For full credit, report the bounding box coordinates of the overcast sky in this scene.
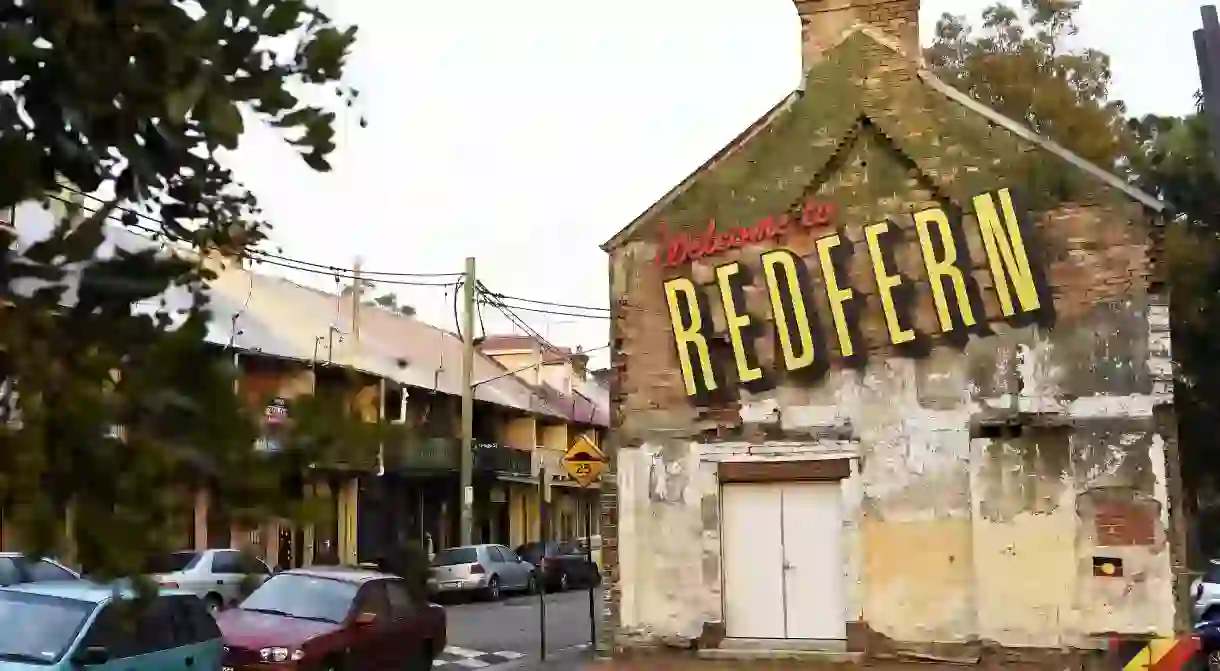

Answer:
[226,0,1202,368]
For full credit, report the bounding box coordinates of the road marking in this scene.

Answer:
[434,648,530,669]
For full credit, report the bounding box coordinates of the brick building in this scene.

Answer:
[597,0,1183,666]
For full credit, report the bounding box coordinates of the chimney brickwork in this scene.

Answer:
[794,0,920,70]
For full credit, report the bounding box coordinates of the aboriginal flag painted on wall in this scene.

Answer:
[1112,636,1200,671]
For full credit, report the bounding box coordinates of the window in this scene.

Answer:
[25,559,76,582]
[1205,565,1220,585]
[486,547,504,562]
[133,597,179,655]
[383,580,416,619]
[0,557,21,586]
[352,582,391,620]
[210,551,244,574]
[515,543,544,565]
[499,547,521,563]
[143,552,201,574]
[0,591,94,663]
[238,574,358,624]
[80,604,138,660]
[239,554,270,575]
[431,548,476,566]
[166,595,220,645]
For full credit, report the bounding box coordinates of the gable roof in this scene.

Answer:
[601,23,1162,252]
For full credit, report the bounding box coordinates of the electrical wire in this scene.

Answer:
[36,192,461,288]
[476,292,487,338]
[38,187,620,311]
[479,290,609,313]
[51,183,464,279]
[452,279,463,342]
[477,282,601,364]
[476,298,609,320]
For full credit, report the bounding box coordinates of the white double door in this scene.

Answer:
[721,481,846,640]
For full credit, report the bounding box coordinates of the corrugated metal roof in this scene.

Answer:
[207,268,571,419]
[9,201,583,419]
[10,202,317,361]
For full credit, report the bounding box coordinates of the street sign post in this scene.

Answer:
[562,433,606,488]
[562,434,606,651]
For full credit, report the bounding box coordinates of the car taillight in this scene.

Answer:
[470,564,485,575]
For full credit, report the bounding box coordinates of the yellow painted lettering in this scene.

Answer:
[715,262,763,385]
[760,249,816,372]
[973,188,1041,317]
[663,277,717,397]
[914,206,977,333]
[864,220,915,345]
[815,233,856,358]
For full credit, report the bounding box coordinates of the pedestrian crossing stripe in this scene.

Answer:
[1115,635,1199,671]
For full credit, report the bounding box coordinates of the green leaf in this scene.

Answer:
[210,98,244,148]
[264,0,304,36]
[165,78,206,124]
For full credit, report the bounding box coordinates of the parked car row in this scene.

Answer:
[426,541,601,600]
[0,561,444,671]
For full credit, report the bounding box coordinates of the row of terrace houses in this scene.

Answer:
[2,195,609,567]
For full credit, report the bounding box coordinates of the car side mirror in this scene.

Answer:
[73,645,110,666]
[354,611,377,626]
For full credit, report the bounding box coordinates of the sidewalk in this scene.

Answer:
[512,650,1122,671]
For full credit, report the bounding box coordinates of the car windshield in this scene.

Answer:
[432,548,477,566]
[144,552,200,574]
[239,574,357,623]
[0,591,94,664]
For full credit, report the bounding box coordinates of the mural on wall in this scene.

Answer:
[662,188,1055,402]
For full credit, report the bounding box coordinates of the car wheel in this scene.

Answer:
[484,576,501,601]
[558,571,569,592]
[526,573,538,594]
[203,593,223,615]
[1208,651,1220,671]
[407,641,434,671]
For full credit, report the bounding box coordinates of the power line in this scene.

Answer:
[477,298,609,320]
[50,183,464,279]
[35,192,460,288]
[480,290,609,313]
[476,282,602,365]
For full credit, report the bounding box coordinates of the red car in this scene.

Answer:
[216,565,445,671]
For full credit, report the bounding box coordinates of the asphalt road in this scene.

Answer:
[436,587,602,669]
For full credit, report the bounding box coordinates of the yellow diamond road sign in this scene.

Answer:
[563,434,606,488]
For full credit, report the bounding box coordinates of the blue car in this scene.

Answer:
[0,581,222,670]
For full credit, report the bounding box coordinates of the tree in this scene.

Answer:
[0,0,375,579]
[924,0,1134,193]
[371,292,416,317]
[924,1,1220,559]
[1129,107,1220,558]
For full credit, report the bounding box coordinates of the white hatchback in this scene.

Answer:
[146,548,272,613]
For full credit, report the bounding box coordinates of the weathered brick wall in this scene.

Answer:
[603,117,1175,654]
[795,0,920,68]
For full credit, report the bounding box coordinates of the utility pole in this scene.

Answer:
[351,256,363,341]
[459,256,477,546]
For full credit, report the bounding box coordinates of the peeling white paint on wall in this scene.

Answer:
[614,324,1177,651]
